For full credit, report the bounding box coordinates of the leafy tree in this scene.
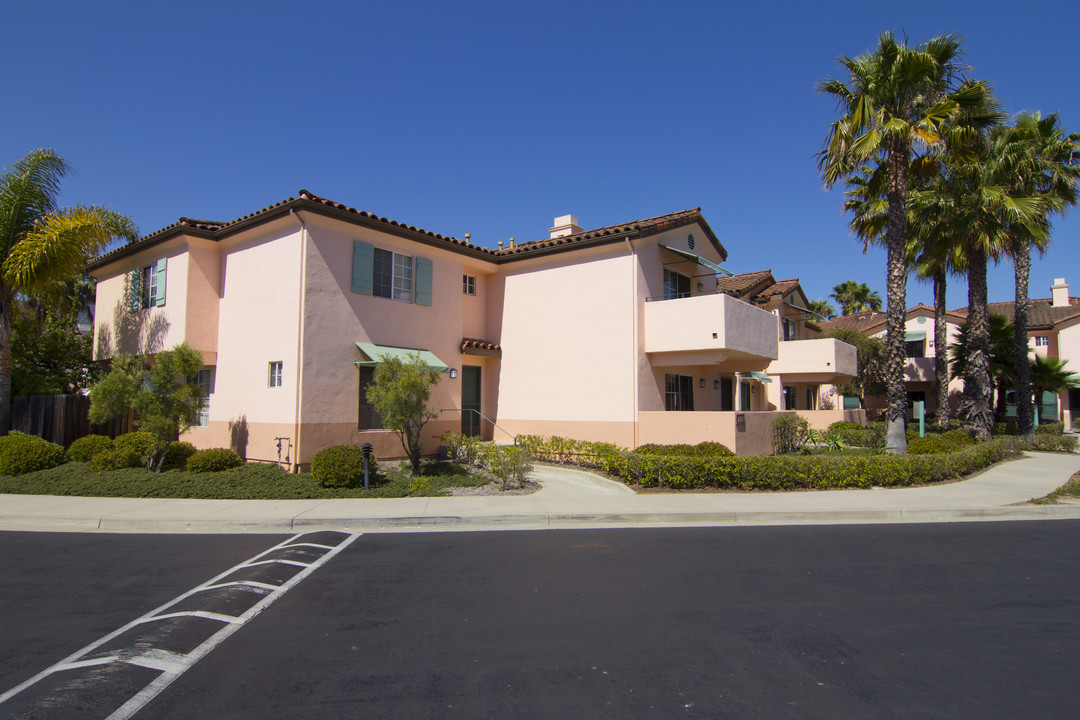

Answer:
[1030,355,1078,424]
[818,31,998,453]
[11,300,99,395]
[818,326,886,402]
[366,352,442,476]
[997,113,1080,437]
[807,298,836,320]
[0,149,136,433]
[88,343,205,471]
[829,280,881,315]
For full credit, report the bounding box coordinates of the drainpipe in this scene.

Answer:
[289,209,308,472]
[626,237,639,449]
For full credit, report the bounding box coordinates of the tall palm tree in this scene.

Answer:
[0,149,136,433]
[818,31,997,453]
[996,113,1080,437]
[830,280,881,315]
[950,313,1016,416]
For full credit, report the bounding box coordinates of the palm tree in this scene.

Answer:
[951,313,1017,421]
[808,298,837,320]
[1030,355,1079,425]
[0,149,136,433]
[818,31,997,453]
[996,113,1080,437]
[829,280,881,316]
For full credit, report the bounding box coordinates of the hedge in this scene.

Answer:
[187,448,245,473]
[68,434,115,462]
[0,434,68,476]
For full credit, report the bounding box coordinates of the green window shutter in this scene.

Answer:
[415,257,433,306]
[152,258,167,307]
[128,268,142,312]
[352,241,374,295]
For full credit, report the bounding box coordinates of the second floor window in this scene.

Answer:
[663,269,691,300]
[352,241,433,306]
[463,274,476,295]
[905,340,925,357]
[781,317,796,341]
[1034,335,1050,347]
[128,258,166,311]
[268,361,283,388]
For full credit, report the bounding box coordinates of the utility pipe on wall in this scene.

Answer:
[289,208,308,472]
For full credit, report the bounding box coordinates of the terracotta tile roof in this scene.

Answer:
[497,207,725,260]
[817,309,886,334]
[716,270,773,297]
[951,297,1080,330]
[461,338,501,352]
[88,192,720,271]
[752,278,801,303]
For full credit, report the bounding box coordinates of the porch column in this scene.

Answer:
[735,373,744,412]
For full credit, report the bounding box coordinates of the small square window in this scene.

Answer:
[268,361,283,388]
[1034,335,1050,347]
[463,274,476,296]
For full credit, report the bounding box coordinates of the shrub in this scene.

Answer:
[485,444,534,489]
[114,431,156,462]
[443,432,483,466]
[187,448,245,473]
[907,436,956,455]
[89,447,141,471]
[0,435,67,475]
[68,434,115,462]
[311,444,378,488]
[1035,421,1064,436]
[636,442,734,458]
[939,429,975,446]
[162,441,198,468]
[408,477,432,495]
[773,415,811,454]
[1026,434,1078,453]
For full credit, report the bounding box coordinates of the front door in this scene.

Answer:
[461,366,482,437]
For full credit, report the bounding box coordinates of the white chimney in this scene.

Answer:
[1052,277,1069,307]
[549,214,582,239]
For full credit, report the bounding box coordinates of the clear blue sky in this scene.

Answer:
[4,0,1078,311]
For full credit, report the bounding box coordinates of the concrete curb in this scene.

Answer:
[4,505,1080,534]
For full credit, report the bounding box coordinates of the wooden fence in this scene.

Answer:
[11,395,133,447]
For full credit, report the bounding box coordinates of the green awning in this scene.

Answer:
[354,343,449,372]
[659,245,734,277]
[745,371,772,383]
[904,330,926,342]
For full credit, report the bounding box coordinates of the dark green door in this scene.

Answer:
[462,366,482,436]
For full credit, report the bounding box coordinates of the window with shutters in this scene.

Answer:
[352,241,432,306]
[128,259,166,311]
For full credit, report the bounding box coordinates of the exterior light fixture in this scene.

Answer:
[699,378,706,388]
[714,380,720,389]
[449,368,458,379]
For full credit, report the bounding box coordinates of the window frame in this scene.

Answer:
[663,269,691,300]
[664,373,695,411]
[1034,335,1050,347]
[463,274,476,296]
[193,368,212,428]
[268,361,283,388]
[357,366,383,430]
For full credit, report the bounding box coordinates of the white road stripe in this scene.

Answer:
[0,531,360,716]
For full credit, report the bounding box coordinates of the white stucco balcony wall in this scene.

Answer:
[768,338,857,381]
[643,294,779,366]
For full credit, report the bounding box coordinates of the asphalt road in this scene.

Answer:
[3,522,1080,719]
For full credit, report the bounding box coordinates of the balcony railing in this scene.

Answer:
[768,338,857,379]
[643,293,778,362]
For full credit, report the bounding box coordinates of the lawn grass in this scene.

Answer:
[0,459,491,499]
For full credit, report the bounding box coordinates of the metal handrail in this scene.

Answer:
[441,408,518,444]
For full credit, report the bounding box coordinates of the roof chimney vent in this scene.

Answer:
[1052,278,1070,307]
[549,214,582,239]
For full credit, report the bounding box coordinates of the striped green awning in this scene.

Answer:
[659,245,734,277]
[354,343,449,372]
[745,371,773,383]
[904,330,926,342]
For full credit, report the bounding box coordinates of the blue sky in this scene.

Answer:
[4,0,1078,311]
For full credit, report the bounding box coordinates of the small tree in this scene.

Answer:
[88,343,204,471]
[366,352,441,476]
[818,326,886,403]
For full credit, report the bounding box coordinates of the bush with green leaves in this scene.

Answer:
[114,432,156,462]
[162,441,198,468]
[635,442,734,457]
[186,448,244,473]
[89,447,141,471]
[311,444,379,488]
[0,434,67,476]
[1035,421,1064,436]
[1027,434,1078,453]
[442,432,484,466]
[825,421,886,450]
[68,434,114,462]
[773,415,811,454]
[482,444,534,489]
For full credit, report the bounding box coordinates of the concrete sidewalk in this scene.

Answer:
[2,452,1080,534]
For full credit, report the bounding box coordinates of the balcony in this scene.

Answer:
[767,338,857,381]
[643,293,778,369]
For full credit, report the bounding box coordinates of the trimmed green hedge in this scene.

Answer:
[635,442,734,457]
[187,448,244,473]
[114,432,156,461]
[68,434,114,462]
[0,434,68,476]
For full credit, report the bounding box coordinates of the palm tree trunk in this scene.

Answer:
[884,139,910,454]
[962,247,994,440]
[1013,240,1034,438]
[0,288,11,436]
[933,268,951,428]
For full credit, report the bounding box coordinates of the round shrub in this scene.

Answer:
[114,431,156,461]
[1035,421,1064,436]
[68,434,115,462]
[162,441,198,468]
[311,444,378,488]
[186,448,245,473]
[906,436,955,455]
[89,447,141,471]
[939,429,975,447]
[0,435,67,475]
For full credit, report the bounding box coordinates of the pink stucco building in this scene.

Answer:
[88,192,858,468]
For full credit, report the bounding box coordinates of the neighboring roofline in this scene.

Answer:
[87,192,725,272]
